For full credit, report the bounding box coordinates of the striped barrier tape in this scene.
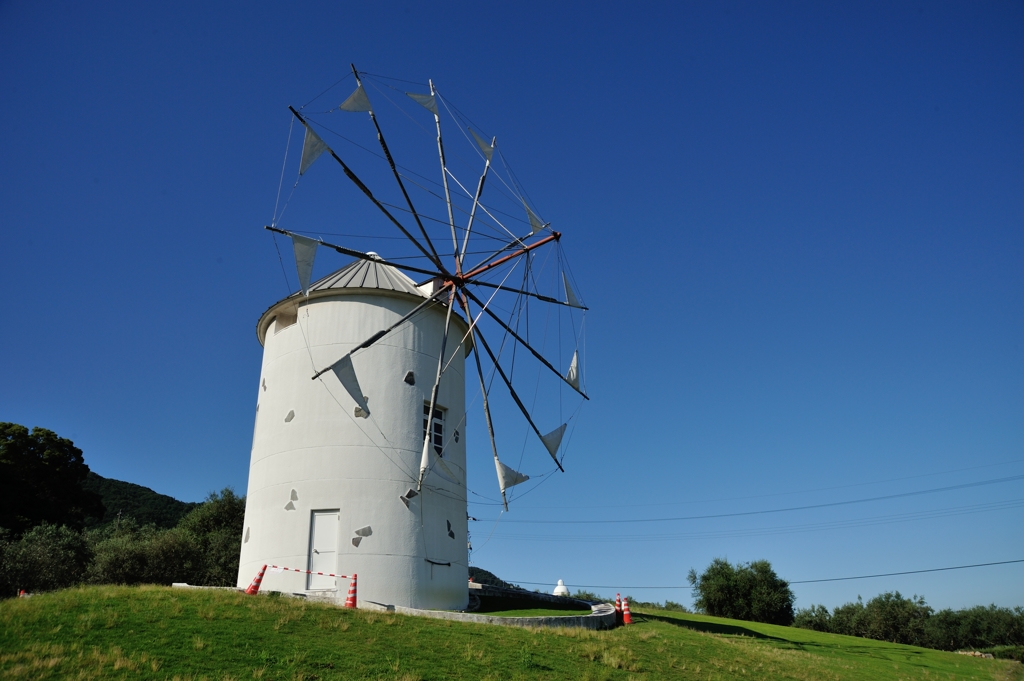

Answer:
[268,565,353,579]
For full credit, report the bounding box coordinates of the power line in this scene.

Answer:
[488,498,1024,543]
[505,559,1024,590]
[476,458,1024,510]
[789,559,1024,584]
[481,474,1024,525]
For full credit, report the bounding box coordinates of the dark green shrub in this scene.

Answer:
[177,489,245,586]
[830,598,868,638]
[0,523,92,596]
[794,604,832,632]
[145,527,202,585]
[86,522,153,586]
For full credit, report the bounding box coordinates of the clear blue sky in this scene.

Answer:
[1,0,1021,611]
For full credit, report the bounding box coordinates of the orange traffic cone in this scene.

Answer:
[622,597,633,625]
[245,564,268,595]
[615,593,621,613]
[18,589,26,598]
[343,574,357,608]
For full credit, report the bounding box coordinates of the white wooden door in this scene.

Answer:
[307,511,339,590]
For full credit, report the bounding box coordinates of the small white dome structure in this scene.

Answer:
[553,579,570,597]
[236,257,471,610]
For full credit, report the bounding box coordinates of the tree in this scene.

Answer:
[0,423,104,535]
[687,557,795,625]
[178,488,245,586]
[862,591,932,646]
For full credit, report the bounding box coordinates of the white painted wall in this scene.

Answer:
[237,288,470,610]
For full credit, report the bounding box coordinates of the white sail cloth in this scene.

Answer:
[565,351,580,391]
[562,272,583,308]
[299,125,330,175]
[291,234,318,296]
[495,459,529,492]
[406,92,438,115]
[339,84,372,112]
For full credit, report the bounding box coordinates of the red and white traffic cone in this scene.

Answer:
[245,564,267,595]
[18,589,26,598]
[615,593,622,613]
[343,574,357,608]
[622,597,633,625]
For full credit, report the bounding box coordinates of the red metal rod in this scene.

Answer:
[461,232,560,281]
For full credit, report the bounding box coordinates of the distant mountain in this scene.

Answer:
[82,472,199,529]
[468,566,521,590]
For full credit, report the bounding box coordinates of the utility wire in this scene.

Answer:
[506,559,1024,590]
[483,474,1024,525]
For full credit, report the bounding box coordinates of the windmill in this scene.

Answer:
[237,66,588,610]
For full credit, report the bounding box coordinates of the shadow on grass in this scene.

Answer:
[639,613,932,661]
[641,613,787,642]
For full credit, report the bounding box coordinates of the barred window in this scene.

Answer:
[422,404,445,456]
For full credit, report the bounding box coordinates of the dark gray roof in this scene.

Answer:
[304,256,426,298]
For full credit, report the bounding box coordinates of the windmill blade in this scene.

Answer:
[268,226,441,280]
[420,79,460,262]
[467,318,511,509]
[350,65,446,274]
[287,110,441,272]
[418,290,458,490]
[458,136,495,270]
[462,287,589,400]
[469,322,564,473]
[462,231,561,280]
[469,278,588,310]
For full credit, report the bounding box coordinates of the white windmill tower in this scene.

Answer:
[237,66,588,611]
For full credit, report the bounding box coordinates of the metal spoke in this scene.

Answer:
[418,287,458,490]
[468,278,588,310]
[351,65,447,275]
[462,287,589,400]
[464,311,564,473]
[266,226,441,279]
[310,283,452,380]
[288,107,440,269]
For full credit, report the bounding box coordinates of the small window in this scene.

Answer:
[274,308,297,333]
[422,403,445,456]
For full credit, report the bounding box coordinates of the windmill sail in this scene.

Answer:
[469,128,494,161]
[299,125,330,175]
[563,272,583,308]
[540,424,567,462]
[495,459,529,492]
[291,234,318,295]
[565,350,580,391]
[406,92,438,115]
[523,202,545,234]
[339,84,372,112]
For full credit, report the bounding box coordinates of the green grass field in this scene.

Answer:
[2,585,1021,680]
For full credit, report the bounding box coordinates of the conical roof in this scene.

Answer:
[304,254,426,298]
[257,255,435,345]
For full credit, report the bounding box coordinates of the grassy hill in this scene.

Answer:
[82,472,199,529]
[2,586,1021,680]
